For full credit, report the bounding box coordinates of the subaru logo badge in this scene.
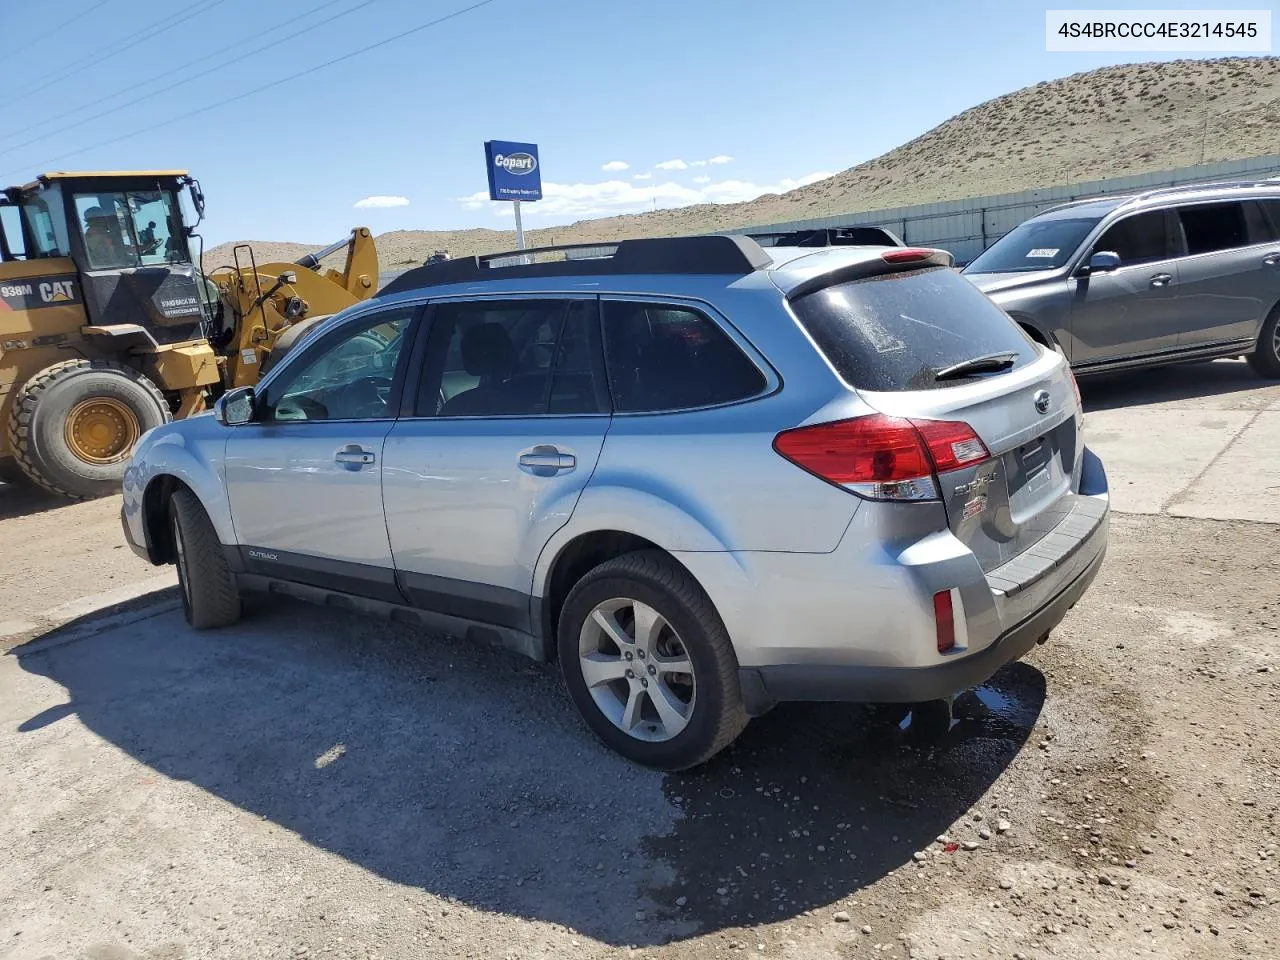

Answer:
[1033,389,1051,414]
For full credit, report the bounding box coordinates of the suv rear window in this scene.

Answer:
[789,266,1037,392]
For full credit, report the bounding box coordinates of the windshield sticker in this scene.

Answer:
[1026,248,1059,258]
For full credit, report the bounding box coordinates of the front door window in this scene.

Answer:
[73,190,186,269]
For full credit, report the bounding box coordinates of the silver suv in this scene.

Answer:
[121,236,1110,770]
[963,180,1280,379]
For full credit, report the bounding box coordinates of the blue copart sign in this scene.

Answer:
[484,140,542,202]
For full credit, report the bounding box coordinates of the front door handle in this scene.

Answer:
[1263,252,1280,266]
[518,446,576,475]
[334,444,376,466]
[1148,273,1173,288]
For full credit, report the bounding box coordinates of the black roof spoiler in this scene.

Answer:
[380,235,773,296]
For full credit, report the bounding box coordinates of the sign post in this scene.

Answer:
[513,198,526,250]
[484,140,541,253]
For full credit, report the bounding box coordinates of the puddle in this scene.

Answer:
[896,676,1040,741]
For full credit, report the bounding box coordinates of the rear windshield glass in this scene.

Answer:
[789,266,1037,392]
[964,216,1100,273]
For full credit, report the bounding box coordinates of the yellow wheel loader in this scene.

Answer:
[0,170,378,498]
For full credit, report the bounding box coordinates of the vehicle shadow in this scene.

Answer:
[0,480,68,521]
[1079,358,1272,412]
[10,598,1042,947]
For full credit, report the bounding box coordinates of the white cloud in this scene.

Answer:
[632,172,652,180]
[655,159,687,170]
[601,160,630,171]
[455,170,835,220]
[706,154,734,165]
[692,175,711,184]
[353,195,409,209]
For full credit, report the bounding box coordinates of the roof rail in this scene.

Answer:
[379,235,772,296]
[1128,177,1280,203]
[1042,176,1280,215]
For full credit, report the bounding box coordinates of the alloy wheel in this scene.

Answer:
[578,597,696,742]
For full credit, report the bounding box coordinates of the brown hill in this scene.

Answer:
[206,56,1280,271]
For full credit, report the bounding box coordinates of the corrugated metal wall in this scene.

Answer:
[732,154,1280,265]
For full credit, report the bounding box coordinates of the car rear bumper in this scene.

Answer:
[737,524,1106,714]
[710,446,1109,716]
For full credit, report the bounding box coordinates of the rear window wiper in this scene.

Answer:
[934,351,1019,382]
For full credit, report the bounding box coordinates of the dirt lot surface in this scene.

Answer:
[1,362,1278,960]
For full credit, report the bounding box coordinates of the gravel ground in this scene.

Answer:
[1,372,1278,959]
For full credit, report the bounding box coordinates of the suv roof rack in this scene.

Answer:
[1043,177,1280,215]
[380,235,772,296]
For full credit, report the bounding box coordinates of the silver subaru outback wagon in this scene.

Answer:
[121,236,1109,770]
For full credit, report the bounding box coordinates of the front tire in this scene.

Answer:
[170,487,241,629]
[558,550,748,770]
[6,359,170,499]
[1247,308,1280,379]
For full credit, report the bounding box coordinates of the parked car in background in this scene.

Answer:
[121,236,1109,770]
[962,180,1280,379]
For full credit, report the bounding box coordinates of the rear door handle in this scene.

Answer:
[334,445,376,466]
[1148,273,1173,287]
[518,447,576,474]
[1263,253,1280,266]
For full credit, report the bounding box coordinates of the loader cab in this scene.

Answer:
[1,171,206,345]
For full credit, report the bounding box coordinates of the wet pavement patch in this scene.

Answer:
[645,664,1045,936]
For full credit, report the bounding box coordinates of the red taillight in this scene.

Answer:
[773,414,990,500]
[881,247,937,264]
[1068,368,1082,410]
[933,590,956,653]
[774,415,933,488]
[912,419,990,473]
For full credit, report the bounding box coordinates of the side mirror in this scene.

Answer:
[1085,251,1121,274]
[215,387,256,426]
[187,180,206,224]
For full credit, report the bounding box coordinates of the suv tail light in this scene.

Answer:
[773,414,990,501]
[1067,367,1082,410]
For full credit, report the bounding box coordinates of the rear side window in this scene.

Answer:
[602,301,766,412]
[1258,199,1280,239]
[415,299,607,417]
[1176,202,1250,255]
[789,266,1037,392]
[1093,211,1173,266]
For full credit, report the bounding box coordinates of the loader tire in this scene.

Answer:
[5,359,170,500]
[169,487,241,629]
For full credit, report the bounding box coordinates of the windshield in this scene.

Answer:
[964,216,1100,274]
[73,189,187,270]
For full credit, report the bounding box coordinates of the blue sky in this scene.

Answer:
[3,0,1271,245]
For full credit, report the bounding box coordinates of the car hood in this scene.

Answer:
[963,268,1062,296]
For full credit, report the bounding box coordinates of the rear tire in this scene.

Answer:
[1247,308,1280,379]
[557,550,748,770]
[169,487,241,629]
[6,359,170,499]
